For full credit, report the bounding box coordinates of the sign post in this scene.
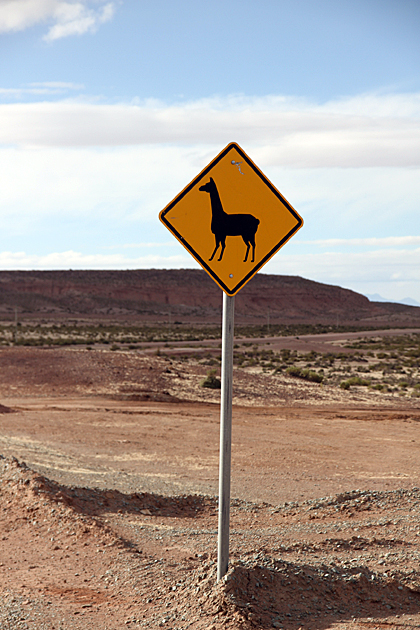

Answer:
[159,142,303,580]
[218,292,234,580]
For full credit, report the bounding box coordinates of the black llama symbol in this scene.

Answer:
[199,177,260,262]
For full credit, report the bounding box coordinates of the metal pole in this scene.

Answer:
[217,292,235,581]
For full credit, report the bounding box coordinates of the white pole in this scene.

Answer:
[217,292,235,581]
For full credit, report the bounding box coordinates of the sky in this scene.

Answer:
[0,0,420,303]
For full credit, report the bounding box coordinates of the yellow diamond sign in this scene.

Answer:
[159,142,303,296]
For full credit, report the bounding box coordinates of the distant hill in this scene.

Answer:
[1,269,420,327]
[365,293,420,307]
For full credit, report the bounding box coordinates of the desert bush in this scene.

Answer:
[285,366,324,383]
[303,369,324,383]
[203,357,219,366]
[280,349,291,362]
[340,376,370,389]
[201,369,221,389]
[286,366,301,378]
[233,353,245,366]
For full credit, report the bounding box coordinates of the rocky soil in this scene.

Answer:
[2,456,420,630]
[1,338,420,629]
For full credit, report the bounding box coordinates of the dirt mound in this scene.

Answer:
[2,455,420,629]
[215,559,420,628]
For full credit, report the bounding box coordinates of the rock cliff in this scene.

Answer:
[0,269,419,326]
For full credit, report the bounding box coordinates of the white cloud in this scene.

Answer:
[0,1,115,40]
[298,236,420,248]
[0,0,55,31]
[0,145,201,223]
[314,92,420,119]
[0,92,419,167]
[265,247,420,301]
[0,146,418,238]
[45,1,115,41]
[0,82,84,98]
[29,81,84,89]
[103,242,178,250]
[0,250,195,270]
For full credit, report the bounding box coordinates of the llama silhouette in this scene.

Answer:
[199,177,260,263]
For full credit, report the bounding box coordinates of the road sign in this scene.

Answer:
[159,142,303,296]
[159,142,304,581]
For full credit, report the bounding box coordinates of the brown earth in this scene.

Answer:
[1,335,420,630]
[1,269,420,326]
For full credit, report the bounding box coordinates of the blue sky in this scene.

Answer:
[0,0,420,302]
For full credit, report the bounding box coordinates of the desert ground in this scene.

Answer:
[1,325,420,630]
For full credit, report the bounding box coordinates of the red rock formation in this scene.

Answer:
[0,269,419,326]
